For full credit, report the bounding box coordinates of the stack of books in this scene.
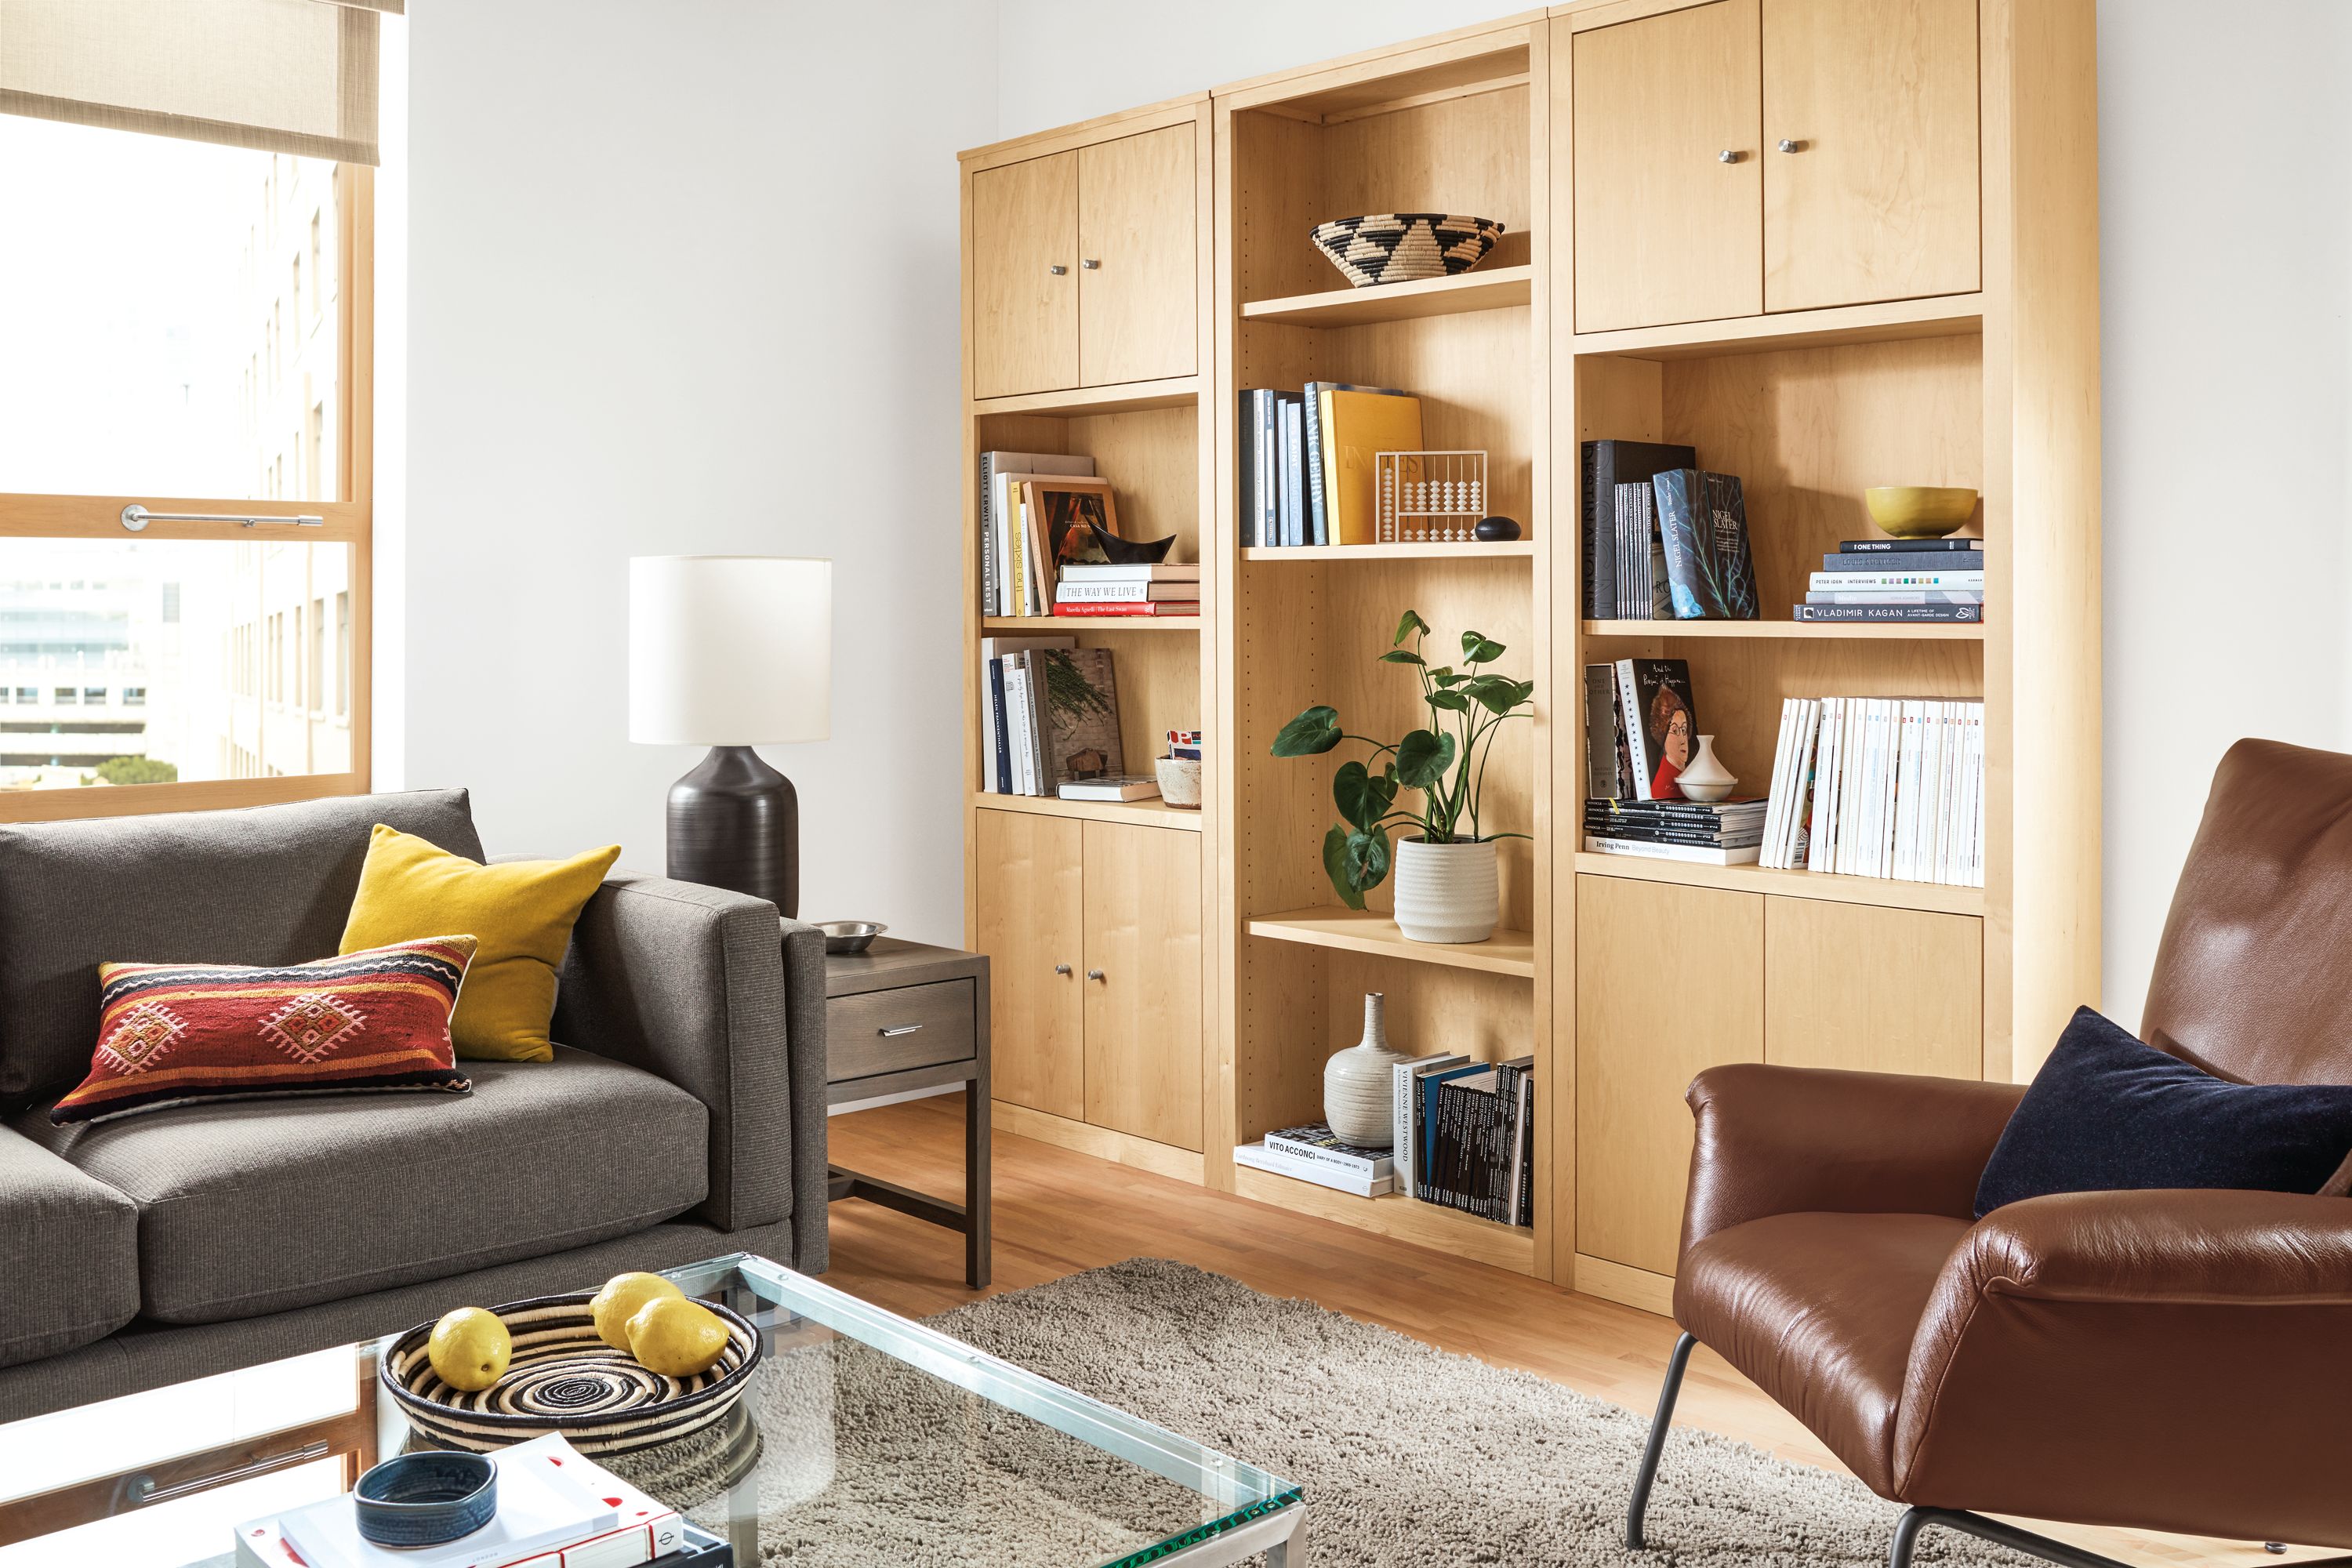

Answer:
[1233,1123,1393,1196]
[1795,537,1984,623]
[1758,696,1986,885]
[1240,383,1421,546]
[1584,797,1766,866]
[1394,1053,1535,1226]
[978,637,1139,798]
[235,1435,696,1568]
[977,448,1094,615]
[1582,657,1701,804]
[1577,442,1759,622]
[1053,561,1198,617]
[1580,439,1693,619]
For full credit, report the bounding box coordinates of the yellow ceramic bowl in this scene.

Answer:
[1864,486,1980,539]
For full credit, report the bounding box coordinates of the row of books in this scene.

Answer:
[1234,1053,1536,1226]
[1796,537,1984,624]
[1239,383,1421,546]
[236,1434,702,1568]
[976,448,1200,617]
[978,635,1144,798]
[1759,697,1987,886]
[1584,797,1766,866]
[1580,440,1759,621]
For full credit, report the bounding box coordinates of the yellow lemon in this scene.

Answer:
[625,1297,731,1378]
[427,1307,510,1392]
[590,1271,683,1352]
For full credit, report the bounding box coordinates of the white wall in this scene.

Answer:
[406,1,996,944]
[994,0,2352,1029]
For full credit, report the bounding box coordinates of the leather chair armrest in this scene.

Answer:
[1891,1188,2352,1541]
[1679,1063,2024,1255]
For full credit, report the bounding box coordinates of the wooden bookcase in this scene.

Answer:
[955,0,2100,1316]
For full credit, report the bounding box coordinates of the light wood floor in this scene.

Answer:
[827,1095,2329,1568]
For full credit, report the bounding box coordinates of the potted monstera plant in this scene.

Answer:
[1271,611,1535,943]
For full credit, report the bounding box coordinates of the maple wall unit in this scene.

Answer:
[1553,0,2100,1316]
[960,96,1218,1182]
[953,0,2097,1316]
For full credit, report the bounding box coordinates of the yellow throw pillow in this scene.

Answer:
[339,826,620,1062]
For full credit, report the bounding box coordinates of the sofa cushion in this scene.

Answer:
[12,1046,707,1325]
[0,1125,141,1368]
[0,789,485,1109]
[1674,1210,1971,1496]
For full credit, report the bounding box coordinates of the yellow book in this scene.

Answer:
[1325,389,1424,545]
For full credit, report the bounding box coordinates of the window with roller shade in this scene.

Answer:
[0,0,394,816]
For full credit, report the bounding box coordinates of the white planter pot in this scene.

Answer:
[1392,836,1499,944]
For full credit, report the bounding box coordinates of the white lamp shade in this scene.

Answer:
[630,556,831,746]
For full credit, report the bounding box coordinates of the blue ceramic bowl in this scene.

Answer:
[354,1450,497,1548]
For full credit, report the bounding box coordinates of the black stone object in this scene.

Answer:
[668,745,799,916]
[1474,516,1523,543]
[1089,522,1177,564]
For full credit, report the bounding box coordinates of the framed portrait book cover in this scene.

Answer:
[1021,476,1119,613]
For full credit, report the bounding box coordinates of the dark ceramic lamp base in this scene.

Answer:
[667,746,798,917]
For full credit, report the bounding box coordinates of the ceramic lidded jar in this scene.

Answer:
[1323,992,1415,1147]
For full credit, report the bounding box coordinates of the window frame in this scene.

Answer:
[0,162,373,822]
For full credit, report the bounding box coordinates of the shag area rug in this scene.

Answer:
[604,1257,2031,1566]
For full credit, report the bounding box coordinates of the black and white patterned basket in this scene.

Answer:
[381,1291,762,1455]
[1309,212,1504,288]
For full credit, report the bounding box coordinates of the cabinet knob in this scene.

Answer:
[1080,258,1101,270]
[1047,264,1068,275]
[1777,138,1804,154]
[1054,963,1073,975]
[1717,148,1744,164]
[1086,969,1105,982]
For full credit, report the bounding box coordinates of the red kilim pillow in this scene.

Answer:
[50,935,478,1125]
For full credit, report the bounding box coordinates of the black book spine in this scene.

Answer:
[1581,441,1606,619]
[1839,537,1983,553]
[1238,392,1258,549]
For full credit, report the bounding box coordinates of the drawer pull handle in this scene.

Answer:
[1087,969,1105,982]
[1054,963,1073,976]
[877,1023,924,1038]
[1081,258,1101,270]
[1048,263,1068,275]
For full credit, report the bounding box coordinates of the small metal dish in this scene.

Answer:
[814,920,887,954]
[354,1449,497,1547]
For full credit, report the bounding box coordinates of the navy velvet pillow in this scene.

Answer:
[1973,1006,2352,1218]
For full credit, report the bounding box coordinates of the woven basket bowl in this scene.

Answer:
[1309,212,1504,288]
[381,1291,762,1455]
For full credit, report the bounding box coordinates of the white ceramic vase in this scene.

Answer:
[1392,835,1499,944]
[1676,734,1737,802]
[1323,992,1414,1147]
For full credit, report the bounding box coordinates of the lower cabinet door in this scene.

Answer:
[1764,898,1981,1078]
[1080,821,1203,1152]
[975,809,1085,1120]
[1576,874,1764,1278]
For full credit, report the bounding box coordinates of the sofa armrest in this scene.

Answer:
[1679,1063,2024,1256]
[1889,1189,2352,1541]
[552,873,826,1265]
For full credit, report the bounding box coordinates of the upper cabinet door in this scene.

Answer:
[972,150,1080,400]
[1762,0,1980,312]
[1077,125,1198,388]
[1572,0,1763,334]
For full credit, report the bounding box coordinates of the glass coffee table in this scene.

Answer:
[0,1254,1305,1567]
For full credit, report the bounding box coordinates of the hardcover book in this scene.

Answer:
[1613,657,1697,800]
[1652,469,1759,619]
[1305,382,1406,546]
[1839,536,1982,552]
[1579,439,1693,619]
[1820,548,1984,572]
[1325,389,1424,545]
[1792,602,1984,622]
[1034,647,1123,789]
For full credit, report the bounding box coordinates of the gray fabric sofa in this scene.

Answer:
[0,788,827,1423]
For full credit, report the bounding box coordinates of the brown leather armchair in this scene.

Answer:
[1625,739,2352,1566]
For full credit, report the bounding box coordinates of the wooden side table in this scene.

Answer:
[820,937,991,1287]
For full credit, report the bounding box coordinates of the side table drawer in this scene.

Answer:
[829,978,977,1081]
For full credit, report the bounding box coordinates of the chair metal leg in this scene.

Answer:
[1624,1331,1696,1550]
[1889,1508,2136,1568]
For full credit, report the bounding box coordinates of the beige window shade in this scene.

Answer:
[0,0,396,165]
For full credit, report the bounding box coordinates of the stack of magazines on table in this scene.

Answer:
[234,1434,728,1568]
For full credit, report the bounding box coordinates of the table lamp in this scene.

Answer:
[629,555,831,916]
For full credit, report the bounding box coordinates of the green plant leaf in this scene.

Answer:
[1378,649,1425,666]
[1461,631,1506,664]
[1396,728,1457,789]
[1321,823,1392,908]
[1431,668,1464,687]
[1464,674,1534,715]
[1393,608,1431,648]
[1270,705,1342,756]
[1332,760,1397,830]
[1427,689,1469,712]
